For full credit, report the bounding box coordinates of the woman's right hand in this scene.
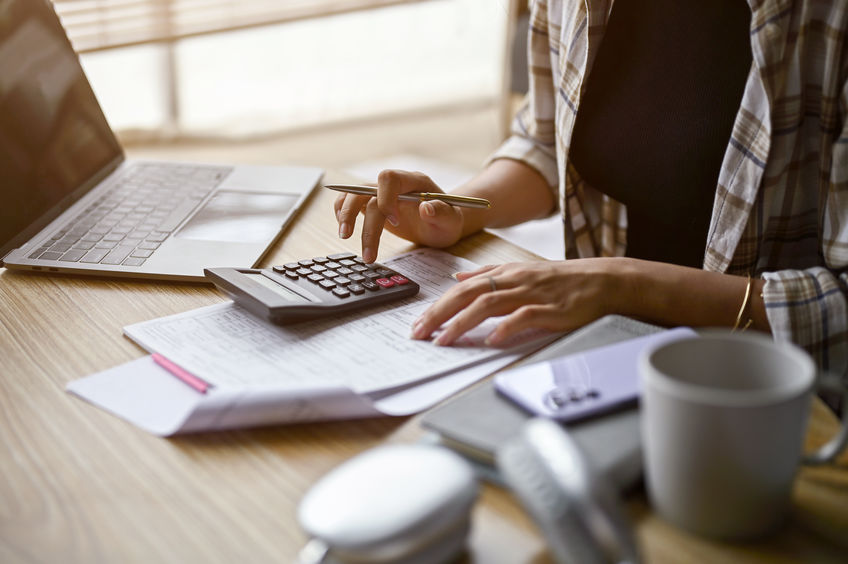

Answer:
[334,169,465,263]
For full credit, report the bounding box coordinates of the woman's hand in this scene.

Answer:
[409,257,772,347]
[334,169,465,263]
[410,258,634,346]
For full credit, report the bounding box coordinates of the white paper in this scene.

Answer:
[67,356,382,435]
[123,249,551,394]
[67,356,202,435]
[66,352,530,435]
[68,249,559,435]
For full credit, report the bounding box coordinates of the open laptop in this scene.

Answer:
[0,0,323,282]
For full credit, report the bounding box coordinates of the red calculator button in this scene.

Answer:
[389,275,409,285]
[375,278,395,288]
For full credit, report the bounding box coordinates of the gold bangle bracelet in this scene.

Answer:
[732,274,754,332]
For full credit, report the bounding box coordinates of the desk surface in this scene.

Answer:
[2,175,847,563]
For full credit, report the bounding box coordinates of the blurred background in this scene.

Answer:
[54,0,515,161]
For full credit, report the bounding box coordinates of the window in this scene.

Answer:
[52,0,508,139]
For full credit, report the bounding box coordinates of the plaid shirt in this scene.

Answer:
[491,0,848,376]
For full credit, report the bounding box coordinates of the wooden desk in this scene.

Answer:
[2,181,847,563]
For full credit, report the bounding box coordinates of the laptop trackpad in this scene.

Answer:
[175,191,298,243]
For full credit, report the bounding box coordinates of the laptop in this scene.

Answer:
[0,0,323,282]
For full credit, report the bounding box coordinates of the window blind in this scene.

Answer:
[52,0,429,53]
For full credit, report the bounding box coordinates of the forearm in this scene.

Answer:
[452,158,556,238]
[617,258,770,333]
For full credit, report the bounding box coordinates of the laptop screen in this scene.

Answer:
[0,0,123,259]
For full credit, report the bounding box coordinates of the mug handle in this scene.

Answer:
[803,372,848,466]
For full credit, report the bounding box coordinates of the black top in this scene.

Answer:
[569,0,752,267]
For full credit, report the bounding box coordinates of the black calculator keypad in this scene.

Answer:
[275,255,411,300]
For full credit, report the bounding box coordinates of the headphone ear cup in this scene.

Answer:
[496,418,641,564]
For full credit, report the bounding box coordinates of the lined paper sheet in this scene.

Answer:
[124,249,554,394]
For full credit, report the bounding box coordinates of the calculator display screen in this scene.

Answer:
[245,273,305,302]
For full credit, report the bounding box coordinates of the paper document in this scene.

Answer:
[124,248,550,394]
[68,249,558,435]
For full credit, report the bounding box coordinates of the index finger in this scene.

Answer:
[411,275,494,341]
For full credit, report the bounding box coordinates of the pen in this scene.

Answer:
[324,184,491,209]
[152,353,212,394]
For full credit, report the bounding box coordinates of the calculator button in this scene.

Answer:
[353,257,366,264]
[334,276,351,285]
[296,267,312,276]
[310,264,327,273]
[390,275,410,285]
[325,261,342,270]
[272,265,286,273]
[323,270,339,279]
[307,273,324,283]
[362,280,379,291]
[328,252,356,260]
[312,256,329,264]
[349,273,366,282]
[319,279,336,289]
[364,271,382,280]
[285,271,299,279]
[298,259,314,267]
[348,283,365,295]
[332,287,351,298]
[339,259,356,266]
[376,268,394,276]
[351,264,369,273]
[284,262,299,270]
[375,278,395,288]
[336,267,354,276]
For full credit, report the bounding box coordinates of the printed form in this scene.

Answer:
[124,249,553,395]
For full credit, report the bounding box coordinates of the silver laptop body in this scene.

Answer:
[1,0,322,282]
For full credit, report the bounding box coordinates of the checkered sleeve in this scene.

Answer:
[488,0,560,196]
[762,268,848,376]
[762,78,848,377]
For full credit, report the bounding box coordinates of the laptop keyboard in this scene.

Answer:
[28,163,232,267]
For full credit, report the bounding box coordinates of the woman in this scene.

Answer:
[333,0,848,377]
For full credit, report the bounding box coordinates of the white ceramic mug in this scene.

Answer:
[639,331,848,540]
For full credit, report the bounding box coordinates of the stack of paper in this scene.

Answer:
[68,249,557,435]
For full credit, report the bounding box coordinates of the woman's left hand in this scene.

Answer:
[410,258,634,346]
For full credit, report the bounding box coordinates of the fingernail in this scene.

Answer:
[339,222,349,238]
[422,203,435,217]
[434,333,450,346]
[484,331,501,346]
[411,320,426,339]
[386,214,399,227]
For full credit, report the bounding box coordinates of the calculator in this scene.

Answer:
[204,252,420,324]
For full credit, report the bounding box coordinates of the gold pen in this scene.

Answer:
[324,184,491,209]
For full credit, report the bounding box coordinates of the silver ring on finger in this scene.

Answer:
[486,276,497,292]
